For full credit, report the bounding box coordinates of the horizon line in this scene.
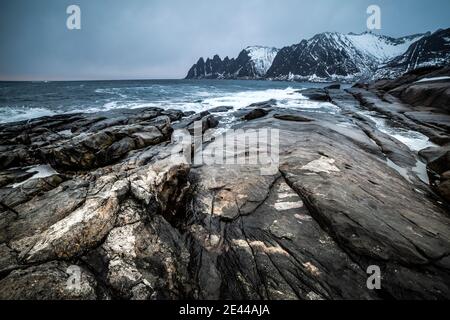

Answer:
[2,26,448,83]
[0,77,189,83]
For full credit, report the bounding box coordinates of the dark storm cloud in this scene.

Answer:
[0,0,449,80]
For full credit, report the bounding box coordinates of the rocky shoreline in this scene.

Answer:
[0,67,449,300]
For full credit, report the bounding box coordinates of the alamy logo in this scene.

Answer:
[66,5,81,30]
[171,121,280,176]
[66,265,82,291]
[367,5,381,30]
[366,265,381,290]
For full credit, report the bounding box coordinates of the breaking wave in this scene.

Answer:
[0,80,335,124]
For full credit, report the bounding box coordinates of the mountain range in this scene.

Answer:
[185,46,279,80]
[186,28,450,82]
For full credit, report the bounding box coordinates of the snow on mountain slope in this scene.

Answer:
[374,28,450,79]
[347,32,424,63]
[266,32,381,81]
[266,31,429,81]
[245,46,279,76]
[186,29,447,82]
[185,46,279,79]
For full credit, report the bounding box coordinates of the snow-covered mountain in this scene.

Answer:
[245,46,279,76]
[185,46,279,79]
[375,29,450,79]
[347,32,424,63]
[186,28,450,82]
[266,31,424,81]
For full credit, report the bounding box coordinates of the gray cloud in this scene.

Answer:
[1,0,449,80]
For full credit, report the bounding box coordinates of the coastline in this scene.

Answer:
[0,67,450,300]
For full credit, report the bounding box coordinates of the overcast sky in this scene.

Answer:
[0,0,449,80]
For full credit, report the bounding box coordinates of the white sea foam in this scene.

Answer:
[200,87,297,110]
[0,107,56,124]
[359,111,436,152]
[0,86,336,123]
[84,87,333,115]
[187,87,339,114]
[358,110,436,185]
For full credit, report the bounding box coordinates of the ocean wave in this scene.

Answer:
[0,86,338,124]
[94,88,128,98]
[89,87,312,114]
[0,106,56,124]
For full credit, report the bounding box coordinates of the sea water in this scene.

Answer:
[0,79,333,124]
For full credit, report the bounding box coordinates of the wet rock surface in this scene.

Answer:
[0,108,183,171]
[1,70,450,300]
[299,88,331,102]
[357,66,450,203]
[242,108,270,121]
[273,114,313,122]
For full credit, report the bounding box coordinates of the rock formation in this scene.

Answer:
[1,67,450,300]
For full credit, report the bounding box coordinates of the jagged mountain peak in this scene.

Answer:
[244,45,277,50]
[186,27,449,82]
[186,45,279,79]
[266,30,434,81]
